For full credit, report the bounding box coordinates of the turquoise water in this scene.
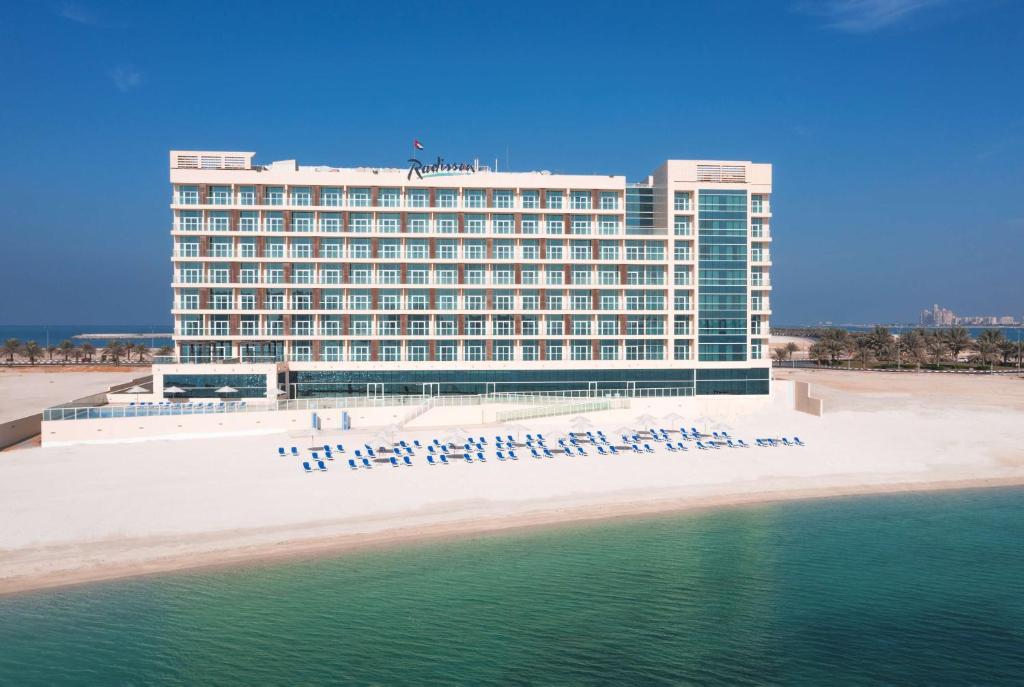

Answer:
[1,488,1022,685]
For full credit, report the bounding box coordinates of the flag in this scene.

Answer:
[413,139,424,150]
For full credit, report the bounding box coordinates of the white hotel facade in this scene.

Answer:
[159,150,772,400]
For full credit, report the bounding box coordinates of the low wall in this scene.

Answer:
[794,381,824,416]
[41,402,415,447]
[1,413,42,450]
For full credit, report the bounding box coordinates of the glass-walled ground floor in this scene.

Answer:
[287,367,769,398]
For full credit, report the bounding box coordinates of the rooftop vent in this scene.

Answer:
[696,164,746,183]
[171,151,254,170]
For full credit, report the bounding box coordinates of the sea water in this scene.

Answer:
[1,488,1022,685]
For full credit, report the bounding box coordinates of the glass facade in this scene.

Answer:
[163,374,269,398]
[698,190,748,361]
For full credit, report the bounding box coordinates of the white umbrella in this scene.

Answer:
[163,385,185,394]
[125,385,149,394]
[215,385,238,394]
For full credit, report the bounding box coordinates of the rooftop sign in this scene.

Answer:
[407,156,477,180]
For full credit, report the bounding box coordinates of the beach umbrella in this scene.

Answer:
[125,385,149,395]
[633,413,657,430]
[215,385,238,396]
[662,412,684,430]
[502,423,529,441]
[568,415,594,434]
[163,385,185,394]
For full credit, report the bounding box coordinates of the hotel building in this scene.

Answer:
[159,150,772,399]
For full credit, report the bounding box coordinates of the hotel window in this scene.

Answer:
[210,268,230,284]
[494,190,514,209]
[571,344,591,360]
[570,191,592,210]
[350,213,371,232]
[546,191,564,209]
[570,241,592,260]
[493,215,513,234]
[464,241,486,260]
[545,216,564,234]
[408,214,429,232]
[177,186,199,204]
[407,189,428,208]
[266,187,284,205]
[240,268,258,284]
[547,343,563,360]
[208,213,230,232]
[522,318,539,335]
[673,192,692,211]
[239,294,256,311]
[408,344,428,362]
[546,242,564,260]
[521,215,539,234]
[674,216,692,236]
[599,217,619,235]
[321,214,341,232]
[646,242,664,260]
[349,240,370,259]
[521,344,538,361]
[546,269,564,285]
[598,267,618,285]
[178,211,201,231]
[291,188,312,206]
[290,241,312,258]
[495,293,514,309]
[209,186,231,205]
[571,294,591,310]
[521,243,539,259]
[378,188,400,208]
[381,293,401,310]
[674,267,692,285]
[570,216,591,234]
[599,243,619,260]
[494,242,514,260]
[674,342,692,360]
[465,293,485,309]
[266,293,285,309]
[465,344,485,362]
[625,242,643,261]
[323,293,343,309]
[177,242,199,257]
[599,192,619,210]
[292,213,313,232]
[494,269,513,285]
[521,268,539,285]
[437,215,457,233]
[237,187,255,205]
[379,268,400,284]
[546,319,564,335]
[674,290,692,310]
[601,344,618,360]
[674,241,692,261]
[600,294,618,310]
[321,188,342,206]
[572,318,592,335]
[265,240,285,258]
[751,195,765,213]
[465,268,486,285]
[408,293,428,309]
[572,269,591,285]
[547,294,564,310]
[293,268,313,284]
[350,344,370,362]
[265,268,284,283]
[599,318,618,336]
[494,319,514,335]
[180,293,199,309]
[464,190,485,208]
[437,190,457,208]
[751,219,764,237]
[239,212,258,231]
[521,191,540,209]
[381,344,401,362]
[323,344,343,362]
[321,268,341,284]
[407,241,429,259]
[438,344,457,361]
[349,188,370,207]
[379,214,400,233]
[465,215,486,233]
[522,294,539,310]
[264,213,285,232]
[437,241,457,259]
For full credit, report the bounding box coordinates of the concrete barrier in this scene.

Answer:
[1,413,42,450]
[794,380,823,416]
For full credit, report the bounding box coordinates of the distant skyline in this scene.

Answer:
[1,0,1022,326]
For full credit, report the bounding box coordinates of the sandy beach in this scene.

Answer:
[2,370,1023,595]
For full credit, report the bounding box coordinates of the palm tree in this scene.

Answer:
[807,341,828,366]
[785,341,798,365]
[945,326,971,363]
[58,339,74,362]
[973,329,1005,370]
[998,340,1018,367]
[105,341,126,365]
[818,328,851,365]
[924,330,946,365]
[772,346,788,364]
[852,336,874,368]
[899,329,927,369]
[156,345,174,358]
[133,343,149,362]
[46,345,58,362]
[867,326,893,362]
[81,342,96,362]
[22,340,42,364]
[2,338,20,363]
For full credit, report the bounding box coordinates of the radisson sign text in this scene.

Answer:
[407,156,477,180]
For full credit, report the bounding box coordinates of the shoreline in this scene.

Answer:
[3,474,1022,598]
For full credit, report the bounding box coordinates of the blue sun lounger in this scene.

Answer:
[474,452,485,462]
[311,452,319,462]
[402,455,412,466]
[464,454,474,464]
[389,456,400,467]
[291,447,299,457]
[598,446,608,455]
[361,458,373,468]
[439,455,450,465]
[413,440,423,449]
[348,459,358,470]
[543,448,555,459]
[302,461,313,473]
[632,444,643,454]
[336,444,345,453]
[323,444,332,452]
[508,450,518,460]
[782,438,795,447]
[531,448,542,459]
[427,455,437,465]
[278,447,286,457]
[317,460,328,471]
[696,441,709,450]
[576,446,587,456]
[794,437,806,446]
[643,444,655,454]
[666,443,677,452]
[497,451,507,461]
[736,439,750,448]
[609,445,620,454]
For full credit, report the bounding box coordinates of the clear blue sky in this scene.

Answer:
[1,0,1021,326]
